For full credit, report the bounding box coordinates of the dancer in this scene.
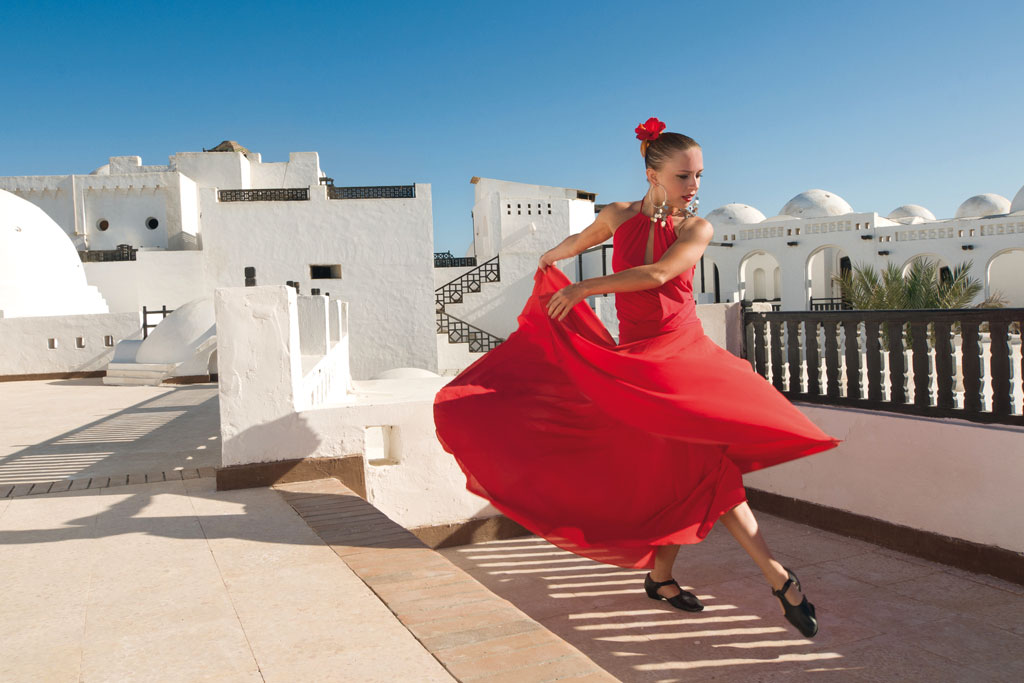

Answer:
[433,117,840,637]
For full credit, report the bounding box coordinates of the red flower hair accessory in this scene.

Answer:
[635,117,666,141]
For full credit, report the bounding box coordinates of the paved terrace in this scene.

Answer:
[1,379,1022,682]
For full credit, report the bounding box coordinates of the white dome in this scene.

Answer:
[0,190,108,318]
[1009,184,1024,214]
[955,193,1010,219]
[779,189,853,219]
[89,164,111,176]
[371,367,442,380]
[706,203,766,228]
[887,204,936,223]
[136,296,215,364]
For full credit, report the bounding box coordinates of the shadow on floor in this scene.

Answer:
[0,384,221,485]
[439,519,1024,682]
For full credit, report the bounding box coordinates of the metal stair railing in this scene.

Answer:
[435,255,500,310]
[436,310,505,353]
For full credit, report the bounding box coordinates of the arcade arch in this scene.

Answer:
[987,248,1024,307]
[739,250,781,302]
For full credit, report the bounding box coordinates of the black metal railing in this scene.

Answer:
[742,308,1024,426]
[436,310,504,353]
[575,244,614,296]
[436,255,500,309]
[434,251,478,268]
[810,296,852,311]
[218,188,309,202]
[142,305,175,339]
[79,244,137,262]
[328,185,415,200]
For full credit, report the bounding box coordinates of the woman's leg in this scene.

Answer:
[650,544,682,598]
[718,501,804,606]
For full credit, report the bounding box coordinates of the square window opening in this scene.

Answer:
[104,335,115,347]
[75,337,85,349]
[365,425,399,466]
[47,338,57,350]
[310,264,342,279]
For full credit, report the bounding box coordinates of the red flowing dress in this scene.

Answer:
[433,209,841,569]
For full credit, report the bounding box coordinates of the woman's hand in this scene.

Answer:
[546,283,587,321]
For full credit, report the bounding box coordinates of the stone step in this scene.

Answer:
[275,478,616,683]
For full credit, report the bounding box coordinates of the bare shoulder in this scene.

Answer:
[601,201,641,234]
[674,215,714,243]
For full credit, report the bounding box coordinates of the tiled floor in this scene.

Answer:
[440,515,1024,682]
[0,477,455,682]
[0,379,220,486]
[277,478,616,682]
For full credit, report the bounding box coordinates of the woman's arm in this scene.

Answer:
[538,204,621,268]
[546,217,714,320]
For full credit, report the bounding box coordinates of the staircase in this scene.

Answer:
[103,361,180,386]
[436,255,502,310]
[434,255,505,352]
[436,310,504,353]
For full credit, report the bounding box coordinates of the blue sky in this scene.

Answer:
[2,0,1022,254]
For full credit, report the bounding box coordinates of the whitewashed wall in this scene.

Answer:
[0,312,141,376]
[745,404,1024,554]
[84,251,207,313]
[443,178,596,340]
[200,184,436,379]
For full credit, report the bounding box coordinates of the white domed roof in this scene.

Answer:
[89,164,111,176]
[1009,184,1024,214]
[779,189,853,218]
[887,204,936,222]
[955,193,1010,219]
[136,296,215,364]
[706,203,766,228]
[0,190,108,318]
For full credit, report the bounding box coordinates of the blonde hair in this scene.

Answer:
[642,132,700,170]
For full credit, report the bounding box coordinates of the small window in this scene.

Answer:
[146,217,159,230]
[310,264,342,279]
[47,338,58,349]
[366,425,398,466]
[104,335,114,347]
[75,337,85,349]
[96,219,109,231]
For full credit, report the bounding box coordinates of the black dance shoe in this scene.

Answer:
[772,566,818,638]
[644,573,704,612]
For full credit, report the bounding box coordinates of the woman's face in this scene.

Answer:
[647,147,703,211]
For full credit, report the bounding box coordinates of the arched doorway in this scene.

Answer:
[902,253,953,282]
[739,250,782,309]
[806,245,850,310]
[696,254,721,303]
[987,248,1024,307]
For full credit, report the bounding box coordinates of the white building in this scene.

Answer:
[0,190,140,378]
[433,177,596,373]
[0,143,437,379]
[693,187,1024,310]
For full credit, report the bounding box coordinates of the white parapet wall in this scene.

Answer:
[0,311,141,377]
[745,404,1024,554]
[216,284,355,466]
[214,282,497,527]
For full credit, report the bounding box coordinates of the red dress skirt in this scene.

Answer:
[433,211,841,569]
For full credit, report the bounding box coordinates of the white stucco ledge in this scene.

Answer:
[330,376,449,406]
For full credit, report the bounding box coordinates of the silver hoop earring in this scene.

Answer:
[651,183,668,228]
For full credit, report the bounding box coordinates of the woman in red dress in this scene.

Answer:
[433,118,840,638]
